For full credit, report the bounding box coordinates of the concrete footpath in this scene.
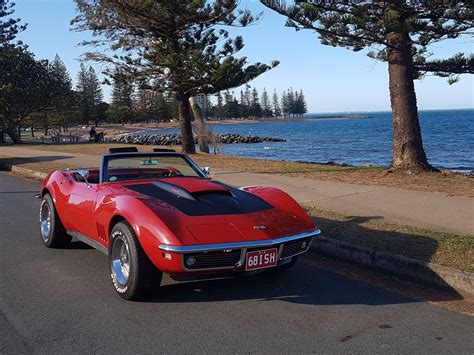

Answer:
[1,145,473,235]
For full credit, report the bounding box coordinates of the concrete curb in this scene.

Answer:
[0,163,48,180]
[312,236,474,296]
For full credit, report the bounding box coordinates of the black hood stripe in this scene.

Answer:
[126,180,273,216]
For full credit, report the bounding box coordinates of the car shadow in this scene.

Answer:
[139,254,462,305]
[69,241,94,250]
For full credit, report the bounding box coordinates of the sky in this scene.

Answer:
[14,0,474,113]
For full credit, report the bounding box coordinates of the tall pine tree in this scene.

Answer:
[76,64,103,126]
[48,55,75,130]
[109,68,134,125]
[73,0,278,153]
[262,0,473,172]
[0,0,27,44]
[272,90,280,118]
[261,88,272,117]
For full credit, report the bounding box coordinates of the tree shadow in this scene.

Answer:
[312,214,443,265]
[308,214,470,299]
[0,155,74,171]
[0,155,74,170]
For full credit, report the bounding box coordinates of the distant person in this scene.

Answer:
[96,131,105,142]
[89,126,97,142]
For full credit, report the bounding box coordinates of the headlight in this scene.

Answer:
[185,256,196,266]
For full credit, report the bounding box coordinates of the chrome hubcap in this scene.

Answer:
[111,236,131,286]
[40,202,51,241]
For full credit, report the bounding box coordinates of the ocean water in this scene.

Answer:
[141,109,474,171]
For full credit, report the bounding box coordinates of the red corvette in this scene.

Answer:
[39,147,321,300]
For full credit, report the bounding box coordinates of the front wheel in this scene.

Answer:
[109,221,162,300]
[39,194,71,248]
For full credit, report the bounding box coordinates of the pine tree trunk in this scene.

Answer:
[189,96,210,154]
[6,124,21,143]
[177,92,196,154]
[386,31,434,173]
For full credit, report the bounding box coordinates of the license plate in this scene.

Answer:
[245,248,278,271]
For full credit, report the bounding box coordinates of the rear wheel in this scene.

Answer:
[109,221,162,300]
[39,194,71,248]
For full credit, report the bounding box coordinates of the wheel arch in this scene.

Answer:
[104,197,181,272]
[40,170,65,203]
[41,187,51,198]
[108,214,127,237]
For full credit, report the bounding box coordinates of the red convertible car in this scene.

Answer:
[39,148,321,300]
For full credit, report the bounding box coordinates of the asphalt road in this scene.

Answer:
[1,172,473,354]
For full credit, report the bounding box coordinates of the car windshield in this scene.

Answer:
[104,154,203,182]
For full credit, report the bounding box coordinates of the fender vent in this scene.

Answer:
[96,223,107,242]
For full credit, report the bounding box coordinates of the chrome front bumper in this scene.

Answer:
[159,229,321,272]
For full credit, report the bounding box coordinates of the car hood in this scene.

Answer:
[111,178,314,244]
[124,178,274,217]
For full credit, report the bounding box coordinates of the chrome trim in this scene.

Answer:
[67,229,108,255]
[181,260,237,273]
[40,200,51,242]
[110,235,131,285]
[279,236,314,260]
[159,229,321,254]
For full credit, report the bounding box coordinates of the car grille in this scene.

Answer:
[184,250,242,270]
[182,236,313,270]
[280,237,311,259]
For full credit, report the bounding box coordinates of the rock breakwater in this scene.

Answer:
[106,133,286,145]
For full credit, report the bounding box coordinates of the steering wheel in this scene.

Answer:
[163,167,184,177]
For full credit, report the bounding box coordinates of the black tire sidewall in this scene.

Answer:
[40,195,58,247]
[109,222,140,300]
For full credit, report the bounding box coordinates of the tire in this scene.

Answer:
[108,221,163,300]
[39,194,72,248]
[276,256,299,271]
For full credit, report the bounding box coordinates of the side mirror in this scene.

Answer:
[77,169,90,180]
[76,169,91,187]
[202,166,210,177]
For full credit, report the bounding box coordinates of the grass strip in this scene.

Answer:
[307,205,474,272]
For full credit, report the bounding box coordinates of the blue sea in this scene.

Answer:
[141,109,474,171]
